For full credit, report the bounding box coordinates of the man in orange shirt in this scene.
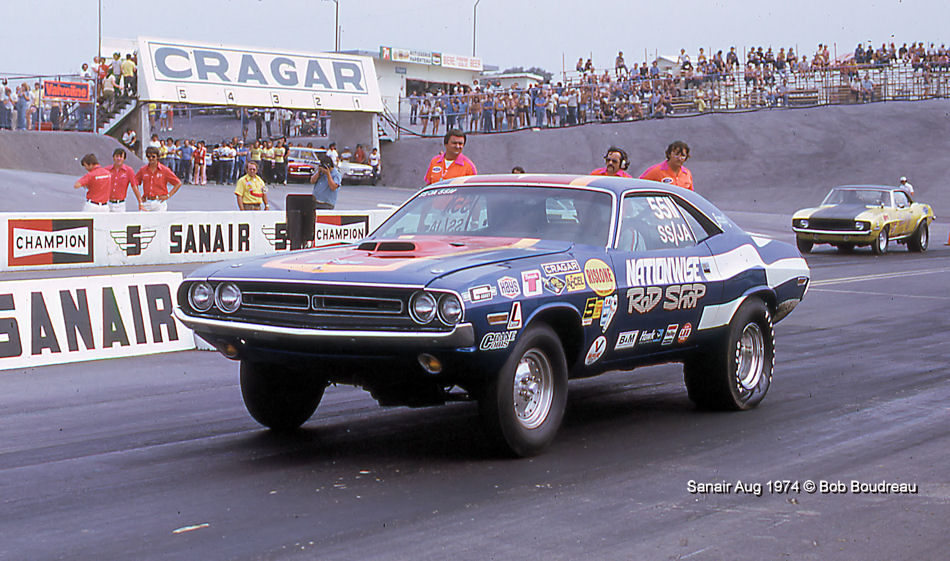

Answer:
[639,140,693,190]
[135,146,183,211]
[73,153,113,212]
[590,146,633,177]
[424,129,477,185]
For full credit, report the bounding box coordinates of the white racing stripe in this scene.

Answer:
[697,244,809,330]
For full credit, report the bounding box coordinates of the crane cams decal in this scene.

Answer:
[599,294,618,333]
[480,331,517,350]
[584,258,616,297]
[585,336,607,365]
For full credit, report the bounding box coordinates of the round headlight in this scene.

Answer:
[188,282,214,312]
[438,293,463,325]
[799,219,809,229]
[215,282,242,313]
[855,221,868,231]
[409,291,437,324]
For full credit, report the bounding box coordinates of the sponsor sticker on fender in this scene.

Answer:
[497,276,521,299]
[463,284,497,303]
[639,328,665,345]
[585,335,607,365]
[507,301,523,330]
[662,324,679,345]
[615,330,639,350]
[542,260,580,276]
[480,331,517,350]
[678,323,692,343]
[584,258,616,297]
[521,270,543,297]
[600,294,618,333]
[581,297,603,326]
[565,273,586,292]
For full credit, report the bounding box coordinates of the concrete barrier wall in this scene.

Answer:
[0,130,144,175]
[1,209,393,272]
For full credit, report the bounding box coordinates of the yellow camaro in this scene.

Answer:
[792,185,935,254]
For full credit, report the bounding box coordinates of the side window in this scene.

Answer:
[671,198,721,241]
[618,195,697,251]
[893,191,908,208]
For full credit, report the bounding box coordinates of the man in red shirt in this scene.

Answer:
[590,146,633,177]
[73,153,112,212]
[639,140,693,190]
[107,148,142,212]
[424,129,477,185]
[135,146,182,211]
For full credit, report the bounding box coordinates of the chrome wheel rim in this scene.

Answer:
[735,322,764,392]
[512,349,554,429]
[920,225,928,249]
[877,230,887,252]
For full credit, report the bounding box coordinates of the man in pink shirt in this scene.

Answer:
[73,153,112,212]
[590,146,633,177]
[107,148,142,212]
[639,140,693,190]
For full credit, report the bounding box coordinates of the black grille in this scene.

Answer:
[807,219,857,231]
[188,281,450,332]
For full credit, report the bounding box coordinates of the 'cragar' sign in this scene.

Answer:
[137,37,383,112]
[0,273,194,370]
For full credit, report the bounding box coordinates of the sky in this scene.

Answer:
[1,0,948,79]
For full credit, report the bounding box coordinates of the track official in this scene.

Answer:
[639,141,693,190]
[424,129,477,185]
[590,146,633,177]
[234,161,269,210]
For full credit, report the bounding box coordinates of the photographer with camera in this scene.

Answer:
[309,154,342,210]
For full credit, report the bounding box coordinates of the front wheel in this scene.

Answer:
[478,324,568,457]
[908,221,929,252]
[796,237,813,254]
[240,361,327,431]
[871,227,889,255]
[683,298,774,410]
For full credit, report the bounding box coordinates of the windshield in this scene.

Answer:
[372,186,614,246]
[822,188,889,206]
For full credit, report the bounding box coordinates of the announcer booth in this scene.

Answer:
[135,37,384,152]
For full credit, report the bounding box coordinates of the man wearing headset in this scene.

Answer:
[590,146,633,177]
[639,140,693,190]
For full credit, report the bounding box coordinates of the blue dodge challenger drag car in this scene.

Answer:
[176,175,810,456]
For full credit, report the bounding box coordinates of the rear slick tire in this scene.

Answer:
[684,298,774,410]
[478,324,568,457]
[240,361,327,431]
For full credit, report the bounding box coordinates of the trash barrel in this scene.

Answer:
[285,194,315,250]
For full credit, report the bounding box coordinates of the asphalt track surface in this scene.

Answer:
[2,102,950,560]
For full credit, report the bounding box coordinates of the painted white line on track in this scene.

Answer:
[811,267,950,287]
[809,288,950,301]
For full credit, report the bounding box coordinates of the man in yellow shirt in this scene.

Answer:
[120,54,137,96]
[273,139,287,185]
[234,161,269,210]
